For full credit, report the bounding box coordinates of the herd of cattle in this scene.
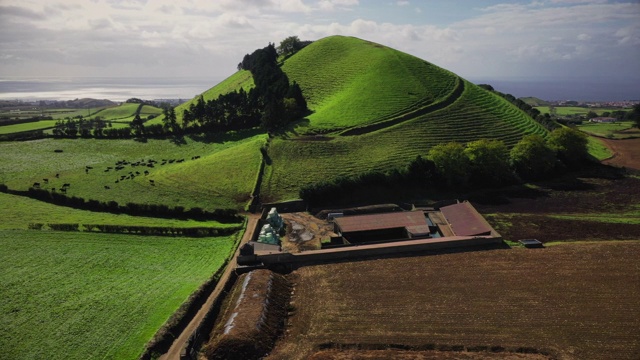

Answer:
[32,155,202,193]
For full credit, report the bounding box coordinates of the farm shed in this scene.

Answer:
[440,201,494,236]
[333,211,434,243]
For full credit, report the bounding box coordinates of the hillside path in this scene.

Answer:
[159,214,260,360]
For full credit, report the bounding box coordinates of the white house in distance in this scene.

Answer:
[590,117,617,123]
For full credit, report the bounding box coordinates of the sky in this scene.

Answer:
[0,0,639,91]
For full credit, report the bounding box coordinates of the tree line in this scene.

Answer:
[300,127,592,207]
[183,42,308,133]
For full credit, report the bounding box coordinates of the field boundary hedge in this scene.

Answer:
[0,186,243,223]
[27,223,241,237]
[139,218,247,360]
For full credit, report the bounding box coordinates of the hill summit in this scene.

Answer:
[174,35,548,203]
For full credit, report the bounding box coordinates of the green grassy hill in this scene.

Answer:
[0,35,549,208]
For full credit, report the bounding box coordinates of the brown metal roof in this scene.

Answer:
[335,211,428,233]
[440,202,493,236]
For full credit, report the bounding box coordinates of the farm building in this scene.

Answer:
[332,201,494,244]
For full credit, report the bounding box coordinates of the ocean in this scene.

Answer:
[468,78,640,102]
[0,76,637,102]
[0,77,220,102]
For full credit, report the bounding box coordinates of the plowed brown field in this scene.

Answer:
[267,242,640,360]
[600,137,640,170]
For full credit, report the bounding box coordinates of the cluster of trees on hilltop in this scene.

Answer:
[183,41,309,133]
[300,128,592,207]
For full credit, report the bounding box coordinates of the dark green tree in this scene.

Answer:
[428,142,470,188]
[278,36,302,56]
[510,135,556,180]
[464,139,513,187]
[130,114,145,137]
[547,127,589,166]
[630,103,640,128]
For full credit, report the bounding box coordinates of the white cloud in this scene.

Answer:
[0,0,638,83]
[577,33,591,41]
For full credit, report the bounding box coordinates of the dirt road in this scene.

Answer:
[159,214,259,360]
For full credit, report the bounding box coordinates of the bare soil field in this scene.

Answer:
[267,242,640,360]
[600,137,640,170]
[308,349,551,359]
[476,176,640,242]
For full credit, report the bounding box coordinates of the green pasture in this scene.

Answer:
[282,36,458,131]
[0,130,266,210]
[535,106,626,116]
[0,192,238,230]
[0,229,237,360]
[586,137,614,160]
[0,120,57,134]
[139,104,163,117]
[261,80,548,201]
[577,121,637,139]
[96,103,139,120]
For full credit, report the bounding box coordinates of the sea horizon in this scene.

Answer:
[0,76,638,103]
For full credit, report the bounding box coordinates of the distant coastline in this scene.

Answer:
[0,76,220,102]
[0,76,637,103]
[469,78,640,102]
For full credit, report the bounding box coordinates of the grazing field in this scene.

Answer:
[0,229,237,360]
[535,106,626,116]
[0,130,266,210]
[0,119,57,134]
[269,242,640,360]
[577,121,637,139]
[0,192,238,230]
[586,136,614,160]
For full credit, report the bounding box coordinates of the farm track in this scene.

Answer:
[159,214,259,360]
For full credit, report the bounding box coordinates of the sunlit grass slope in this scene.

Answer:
[0,230,236,360]
[0,131,266,210]
[261,80,548,201]
[96,102,139,120]
[282,36,458,131]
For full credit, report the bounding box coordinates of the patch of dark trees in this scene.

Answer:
[478,84,559,131]
[183,43,308,133]
[300,129,597,208]
[0,186,242,223]
[28,222,240,237]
